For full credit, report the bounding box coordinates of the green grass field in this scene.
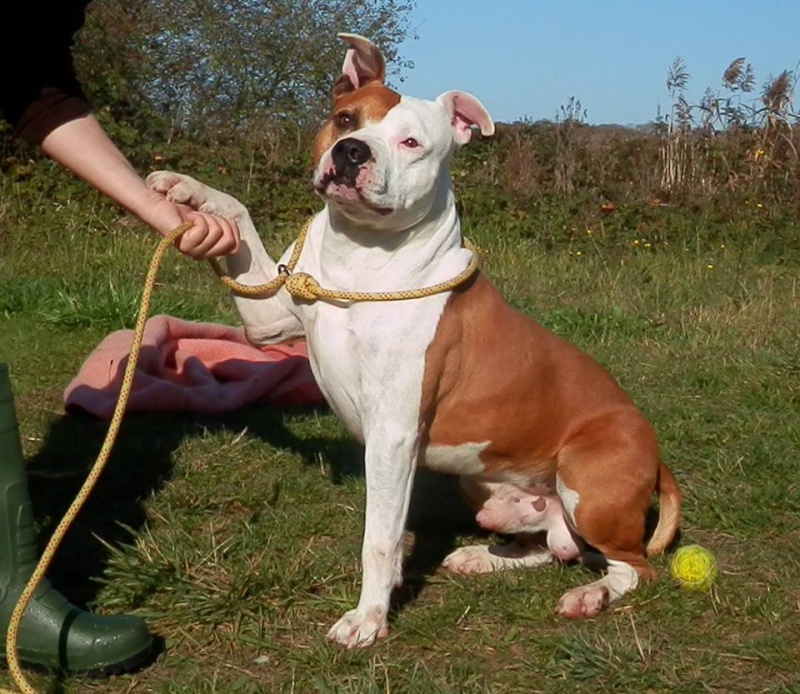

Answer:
[1,167,799,693]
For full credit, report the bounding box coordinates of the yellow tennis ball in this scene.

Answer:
[669,545,718,591]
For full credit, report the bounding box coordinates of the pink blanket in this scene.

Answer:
[64,315,324,420]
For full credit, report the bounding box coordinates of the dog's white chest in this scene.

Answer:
[303,298,448,444]
[303,306,364,437]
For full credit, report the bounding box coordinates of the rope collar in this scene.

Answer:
[208,217,480,303]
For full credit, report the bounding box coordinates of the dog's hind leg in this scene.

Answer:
[552,415,660,619]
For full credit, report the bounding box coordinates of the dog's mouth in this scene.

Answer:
[315,171,392,217]
[314,169,348,194]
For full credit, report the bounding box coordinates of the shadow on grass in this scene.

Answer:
[25,402,673,620]
[24,402,340,606]
[24,403,473,616]
[27,401,687,627]
[393,470,481,614]
[26,410,176,606]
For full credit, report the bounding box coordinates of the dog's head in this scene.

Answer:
[313,34,494,231]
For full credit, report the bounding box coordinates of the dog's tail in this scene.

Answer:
[645,461,681,557]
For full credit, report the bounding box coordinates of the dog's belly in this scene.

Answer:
[420,442,554,490]
[420,442,489,475]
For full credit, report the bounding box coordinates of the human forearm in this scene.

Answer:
[39,113,239,258]
[40,114,178,234]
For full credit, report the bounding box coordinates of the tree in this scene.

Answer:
[74,0,416,141]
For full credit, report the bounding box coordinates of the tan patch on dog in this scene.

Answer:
[419,273,680,572]
[312,82,401,167]
[418,273,647,480]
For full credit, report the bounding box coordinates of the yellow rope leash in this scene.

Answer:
[208,217,480,302]
[3,217,479,693]
[3,223,193,694]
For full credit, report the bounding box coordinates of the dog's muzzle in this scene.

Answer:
[331,137,372,185]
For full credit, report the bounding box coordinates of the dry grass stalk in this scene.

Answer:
[762,70,793,116]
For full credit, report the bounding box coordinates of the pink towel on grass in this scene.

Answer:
[64,315,324,420]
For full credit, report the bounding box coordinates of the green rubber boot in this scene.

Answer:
[0,363,154,675]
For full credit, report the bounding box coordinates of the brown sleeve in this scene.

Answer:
[1,1,93,144]
[13,90,92,145]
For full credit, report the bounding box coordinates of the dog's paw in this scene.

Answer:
[146,171,204,205]
[442,545,500,574]
[556,584,610,619]
[145,171,246,220]
[327,607,388,649]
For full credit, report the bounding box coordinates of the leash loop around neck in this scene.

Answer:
[208,217,480,303]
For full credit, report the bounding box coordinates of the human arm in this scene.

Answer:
[2,2,239,259]
[39,113,239,259]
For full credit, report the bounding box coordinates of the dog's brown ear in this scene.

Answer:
[436,91,495,146]
[333,33,386,100]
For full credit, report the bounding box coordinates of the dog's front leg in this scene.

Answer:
[327,423,418,648]
[146,170,304,345]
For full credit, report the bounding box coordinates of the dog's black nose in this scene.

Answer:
[332,138,372,171]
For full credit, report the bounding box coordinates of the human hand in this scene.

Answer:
[147,193,240,260]
[172,207,241,260]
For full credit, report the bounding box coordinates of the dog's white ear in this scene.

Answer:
[436,91,495,146]
[333,33,386,99]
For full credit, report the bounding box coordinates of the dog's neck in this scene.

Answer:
[315,177,466,290]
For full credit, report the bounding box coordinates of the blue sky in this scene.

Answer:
[394,1,800,125]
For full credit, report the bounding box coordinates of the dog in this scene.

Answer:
[146,33,680,649]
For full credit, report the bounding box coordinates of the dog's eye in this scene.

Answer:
[334,112,354,130]
[401,137,420,149]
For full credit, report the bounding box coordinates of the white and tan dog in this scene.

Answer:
[147,33,680,649]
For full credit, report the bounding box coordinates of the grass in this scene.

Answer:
[1,173,800,693]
